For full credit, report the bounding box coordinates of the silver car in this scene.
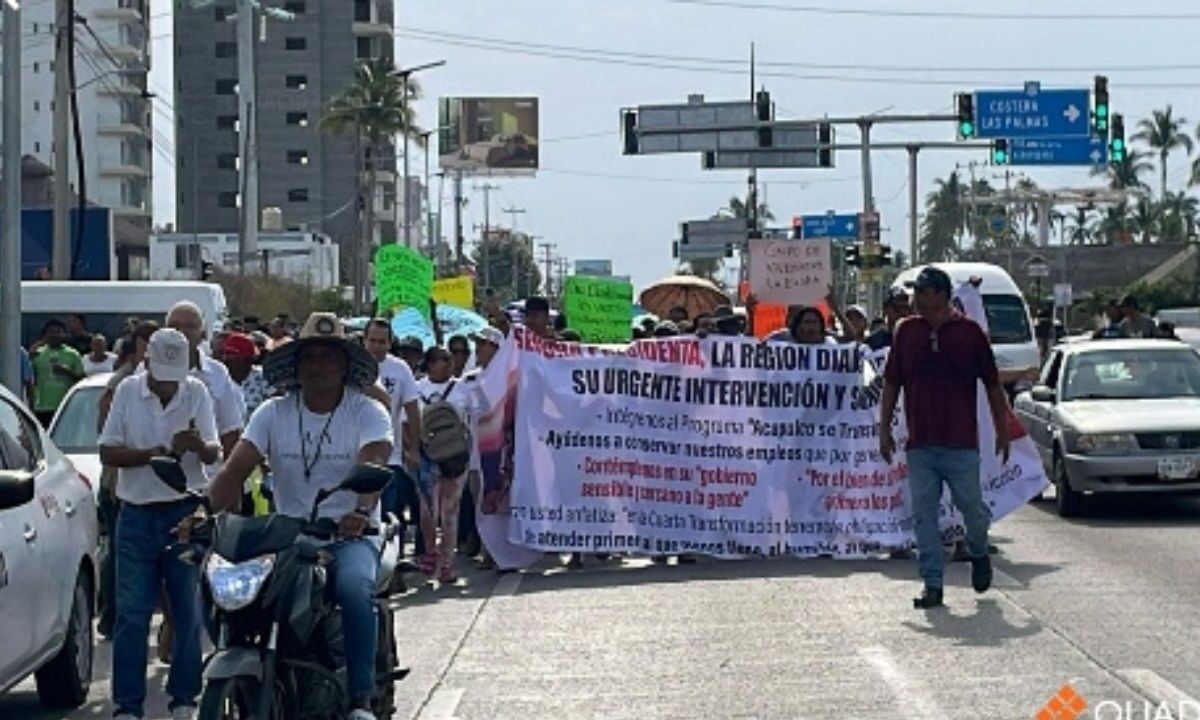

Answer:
[1014,339,1200,517]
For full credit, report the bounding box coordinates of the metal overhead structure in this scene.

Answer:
[961,185,1146,246]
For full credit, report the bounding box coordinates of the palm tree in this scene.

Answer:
[918,172,967,261]
[725,195,775,227]
[1094,201,1132,245]
[1133,106,1193,198]
[678,257,724,284]
[1159,191,1200,243]
[1092,148,1153,191]
[322,59,420,306]
[1064,206,1095,245]
[1129,197,1161,243]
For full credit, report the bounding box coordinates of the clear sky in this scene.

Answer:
[152,0,1200,292]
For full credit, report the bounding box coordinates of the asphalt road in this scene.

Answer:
[7,491,1200,719]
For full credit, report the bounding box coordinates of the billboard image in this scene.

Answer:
[438,97,539,174]
[574,259,613,277]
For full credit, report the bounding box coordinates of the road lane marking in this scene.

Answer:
[416,687,464,720]
[492,572,523,597]
[859,645,950,720]
[1119,668,1200,710]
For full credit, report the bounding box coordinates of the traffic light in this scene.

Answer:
[200,261,214,281]
[991,139,1009,166]
[956,93,976,139]
[1110,113,1126,163]
[844,244,861,268]
[622,110,638,155]
[1093,75,1109,134]
[817,122,834,168]
[756,89,772,148]
[879,245,893,266]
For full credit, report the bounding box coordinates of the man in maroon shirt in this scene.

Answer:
[879,266,1011,609]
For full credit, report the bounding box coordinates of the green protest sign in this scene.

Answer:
[563,276,633,343]
[374,245,434,321]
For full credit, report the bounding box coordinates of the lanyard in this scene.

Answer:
[297,394,340,481]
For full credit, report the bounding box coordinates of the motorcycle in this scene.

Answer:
[152,458,407,720]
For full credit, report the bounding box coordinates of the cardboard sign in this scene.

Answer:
[433,276,475,310]
[748,239,831,306]
[563,276,633,343]
[374,245,434,321]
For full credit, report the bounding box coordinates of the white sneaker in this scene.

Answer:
[171,706,196,720]
[348,708,377,720]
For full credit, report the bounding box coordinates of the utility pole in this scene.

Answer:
[236,0,259,276]
[52,0,72,279]
[502,205,525,231]
[2,0,24,394]
[538,241,556,298]
[418,129,433,254]
[393,60,445,248]
[475,182,499,289]
[907,145,920,265]
[453,170,464,265]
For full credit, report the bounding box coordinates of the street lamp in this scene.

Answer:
[391,60,445,248]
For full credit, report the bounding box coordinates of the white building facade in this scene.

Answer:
[150,231,340,289]
[16,0,152,226]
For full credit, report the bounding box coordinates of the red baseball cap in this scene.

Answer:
[222,332,258,360]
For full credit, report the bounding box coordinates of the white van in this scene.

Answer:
[20,281,228,346]
[892,262,1040,392]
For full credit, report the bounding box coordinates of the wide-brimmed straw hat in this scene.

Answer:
[263,312,378,389]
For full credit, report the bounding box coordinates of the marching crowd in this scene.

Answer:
[15,267,1194,719]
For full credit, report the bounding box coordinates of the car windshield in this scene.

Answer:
[50,385,104,453]
[1062,348,1200,400]
[982,294,1032,344]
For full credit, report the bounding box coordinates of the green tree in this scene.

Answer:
[1093,147,1153,191]
[1133,106,1192,198]
[471,236,542,304]
[918,172,967,261]
[725,195,775,227]
[1129,197,1161,243]
[1064,206,1095,245]
[1159,191,1199,243]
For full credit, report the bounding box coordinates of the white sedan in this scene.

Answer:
[0,382,98,707]
[48,372,111,498]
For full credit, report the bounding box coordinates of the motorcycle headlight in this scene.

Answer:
[204,553,275,611]
[1071,432,1139,455]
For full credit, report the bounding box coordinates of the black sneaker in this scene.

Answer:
[913,587,944,609]
[971,555,993,593]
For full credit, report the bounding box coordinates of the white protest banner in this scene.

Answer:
[748,238,831,306]
[479,327,1048,560]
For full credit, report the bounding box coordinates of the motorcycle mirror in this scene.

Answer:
[337,463,393,495]
[149,455,189,495]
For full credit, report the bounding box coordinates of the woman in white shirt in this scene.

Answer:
[415,346,472,584]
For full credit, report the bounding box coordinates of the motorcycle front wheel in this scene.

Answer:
[198,677,279,720]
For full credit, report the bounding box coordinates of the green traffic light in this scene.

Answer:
[993,150,1008,165]
[1096,104,1109,118]
[959,121,975,138]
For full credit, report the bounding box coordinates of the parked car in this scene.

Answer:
[1014,339,1200,517]
[48,373,112,500]
[0,383,98,707]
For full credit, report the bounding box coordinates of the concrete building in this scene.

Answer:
[173,0,397,279]
[9,0,153,269]
[149,231,339,288]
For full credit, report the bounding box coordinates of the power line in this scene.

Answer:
[397,30,1200,89]
[660,0,1200,21]
[399,25,1200,74]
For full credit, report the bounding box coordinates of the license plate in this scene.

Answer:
[1157,457,1197,480]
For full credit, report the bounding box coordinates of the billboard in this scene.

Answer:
[14,207,114,280]
[574,259,612,277]
[438,97,539,175]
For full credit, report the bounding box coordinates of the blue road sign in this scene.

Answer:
[799,213,859,239]
[975,86,1091,139]
[1009,136,1108,166]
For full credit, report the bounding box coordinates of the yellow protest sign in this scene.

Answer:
[432,276,475,309]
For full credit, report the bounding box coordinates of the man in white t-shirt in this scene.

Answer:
[84,333,117,376]
[210,313,391,720]
[99,329,221,720]
[363,318,423,560]
[167,301,245,458]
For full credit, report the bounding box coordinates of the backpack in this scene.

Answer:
[420,381,471,478]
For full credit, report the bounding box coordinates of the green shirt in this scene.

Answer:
[31,345,83,412]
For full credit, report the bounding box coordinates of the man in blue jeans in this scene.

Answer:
[878,266,1010,609]
[99,329,221,720]
[210,313,393,720]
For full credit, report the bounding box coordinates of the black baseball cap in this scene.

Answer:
[883,286,910,308]
[912,266,952,295]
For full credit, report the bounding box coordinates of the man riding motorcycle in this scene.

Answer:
[210,313,392,720]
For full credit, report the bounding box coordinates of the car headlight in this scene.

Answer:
[1071,433,1139,455]
[204,553,275,611]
